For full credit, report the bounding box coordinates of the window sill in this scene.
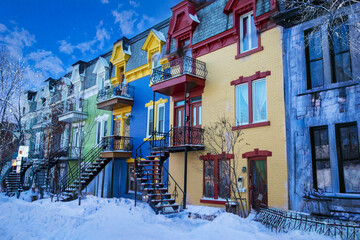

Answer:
[200,198,227,205]
[297,81,359,96]
[235,46,263,59]
[232,121,270,131]
[309,193,360,200]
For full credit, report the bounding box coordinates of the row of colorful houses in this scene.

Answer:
[16,0,360,219]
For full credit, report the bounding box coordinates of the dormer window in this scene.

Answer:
[152,52,160,69]
[240,12,258,53]
[97,72,105,90]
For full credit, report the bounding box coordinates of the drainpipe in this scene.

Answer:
[183,81,187,209]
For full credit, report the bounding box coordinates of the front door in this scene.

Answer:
[173,105,184,146]
[114,120,121,150]
[249,158,268,210]
[190,102,202,144]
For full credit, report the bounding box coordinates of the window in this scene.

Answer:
[305,28,324,89]
[146,106,154,137]
[202,156,230,200]
[97,72,105,90]
[240,12,258,53]
[35,132,41,152]
[96,120,108,144]
[311,126,332,192]
[152,52,160,70]
[235,78,267,126]
[127,163,141,193]
[331,20,352,83]
[336,123,360,193]
[156,104,165,133]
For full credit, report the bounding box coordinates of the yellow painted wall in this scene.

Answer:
[168,26,288,210]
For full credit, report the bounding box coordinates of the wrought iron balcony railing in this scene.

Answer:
[169,126,204,146]
[102,135,133,152]
[97,83,135,103]
[151,56,207,85]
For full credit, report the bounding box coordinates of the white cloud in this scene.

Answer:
[112,9,138,35]
[129,0,139,7]
[27,50,65,76]
[58,20,110,55]
[0,23,65,86]
[100,0,109,4]
[0,24,36,57]
[137,15,155,31]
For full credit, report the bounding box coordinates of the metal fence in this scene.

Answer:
[254,208,360,240]
[97,83,135,103]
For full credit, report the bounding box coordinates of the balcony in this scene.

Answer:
[166,126,205,152]
[58,101,87,123]
[151,56,207,96]
[96,84,134,111]
[101,135,133,158]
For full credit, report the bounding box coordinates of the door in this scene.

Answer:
[174,103,184,146]
[114,120,121,150]
[249,158,268,210]
[190,102,201,144]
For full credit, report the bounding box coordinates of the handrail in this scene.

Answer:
[97,83,135,103]
[56,140,106,199]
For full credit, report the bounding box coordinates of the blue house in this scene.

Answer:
[91,19,171,199]
[276,1,360,220]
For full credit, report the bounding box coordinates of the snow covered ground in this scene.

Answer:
[0,193,330,240]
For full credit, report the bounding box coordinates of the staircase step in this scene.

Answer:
[138,164,160,167]
[148,193,171,197]
[144,187,168,191]
[140,183,164,187]
[154,203,179,209]
[151,198,175,203]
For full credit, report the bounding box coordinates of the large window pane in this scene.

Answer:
[311,127,332,192]
[204,161,215,198]
[332,23,352,82]
[337,124,360,193]
[236,84,249,125]
[147,108,154,136]
[157,105,165,132]
[252,79,267,123]
[305,28,324,89]
[240,13,257,53]
[219,159,230,199]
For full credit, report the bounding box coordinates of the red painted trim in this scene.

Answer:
[200,199,227,205]
[235,46,263,59]
[232,121,270,130]
[242,148,272,158]
[230,71,271,86]
[192,28,238,58]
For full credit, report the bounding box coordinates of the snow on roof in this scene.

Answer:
[189,14,200,23]
[152,29,166,42]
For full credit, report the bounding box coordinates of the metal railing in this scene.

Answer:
[169,126,204,146]
[97,83,135,103]
[254,207,360,240]
[102,135,133,152]
[56,141,107,199]
[134,131,184,211]
[151,56,207,85]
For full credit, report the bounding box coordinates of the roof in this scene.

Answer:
[192,0,233,45]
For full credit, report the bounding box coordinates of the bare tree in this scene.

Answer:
[200,115,249,218]
[0,46,25,161]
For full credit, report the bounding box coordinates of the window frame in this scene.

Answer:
[336,122,360,194]
[232,71,270,130]
[310,126,332,193]
[146,105,154,137]
[156,103,165,133]
[200,155,231,204]
[240,12,258,54]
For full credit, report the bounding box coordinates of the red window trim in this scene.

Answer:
[242,148,272,158]
[231,71,271,130]
[234,10,263,59]
[200,153,233,201]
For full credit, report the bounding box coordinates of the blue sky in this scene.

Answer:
[0,0,179,85]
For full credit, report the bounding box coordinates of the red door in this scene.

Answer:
[190,102,202,144]
[174,105,184,146]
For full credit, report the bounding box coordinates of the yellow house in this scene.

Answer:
[151,0,287,212]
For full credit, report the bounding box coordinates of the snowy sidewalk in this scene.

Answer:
[0,193,329,240]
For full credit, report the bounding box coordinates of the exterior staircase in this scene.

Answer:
[57,141,109,201]
[135,132,184,215]
[4,160,33,196]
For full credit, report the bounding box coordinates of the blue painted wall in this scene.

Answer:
[283,11,360,219]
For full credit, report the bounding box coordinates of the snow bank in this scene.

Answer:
[0,194,330,240]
